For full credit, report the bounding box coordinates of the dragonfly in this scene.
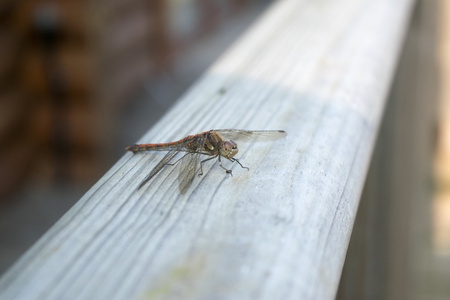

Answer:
[126,129,287,192]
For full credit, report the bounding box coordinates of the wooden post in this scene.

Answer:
[337,0,441,299]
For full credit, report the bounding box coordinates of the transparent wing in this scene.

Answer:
[214,129,286,142]
[138,149,179,189]
[178,134,208,194]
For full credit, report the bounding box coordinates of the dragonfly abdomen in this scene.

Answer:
[125,132,209,153]
[126,142,182,153]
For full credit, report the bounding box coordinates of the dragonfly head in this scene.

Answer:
[221,140,238,158]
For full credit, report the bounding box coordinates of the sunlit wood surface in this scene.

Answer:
[0,0,414,299]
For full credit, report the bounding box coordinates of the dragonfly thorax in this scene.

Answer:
[220,140,238,158]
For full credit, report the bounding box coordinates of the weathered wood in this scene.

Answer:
[0,0,414,299]
[338,0,442,299]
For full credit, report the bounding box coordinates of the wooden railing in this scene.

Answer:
[0,0,415,299]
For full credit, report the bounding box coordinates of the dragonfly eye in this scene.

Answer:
[222,140,238,157]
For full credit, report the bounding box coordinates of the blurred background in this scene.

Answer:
[0,0,448,299]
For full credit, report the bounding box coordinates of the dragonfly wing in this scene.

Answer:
[214,129,286,142]
[178,135,207,194]
[138,149,179,189]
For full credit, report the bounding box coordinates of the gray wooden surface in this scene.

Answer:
[338,0,442,299]
[0,0,414,299]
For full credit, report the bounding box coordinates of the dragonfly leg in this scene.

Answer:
[218,155,233,176]
[230,158,249,171]
[199,156,217,176]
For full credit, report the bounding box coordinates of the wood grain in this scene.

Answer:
[0,0,414,299]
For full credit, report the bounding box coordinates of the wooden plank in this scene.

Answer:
[0,0,414,299]
[337,1,441,299]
